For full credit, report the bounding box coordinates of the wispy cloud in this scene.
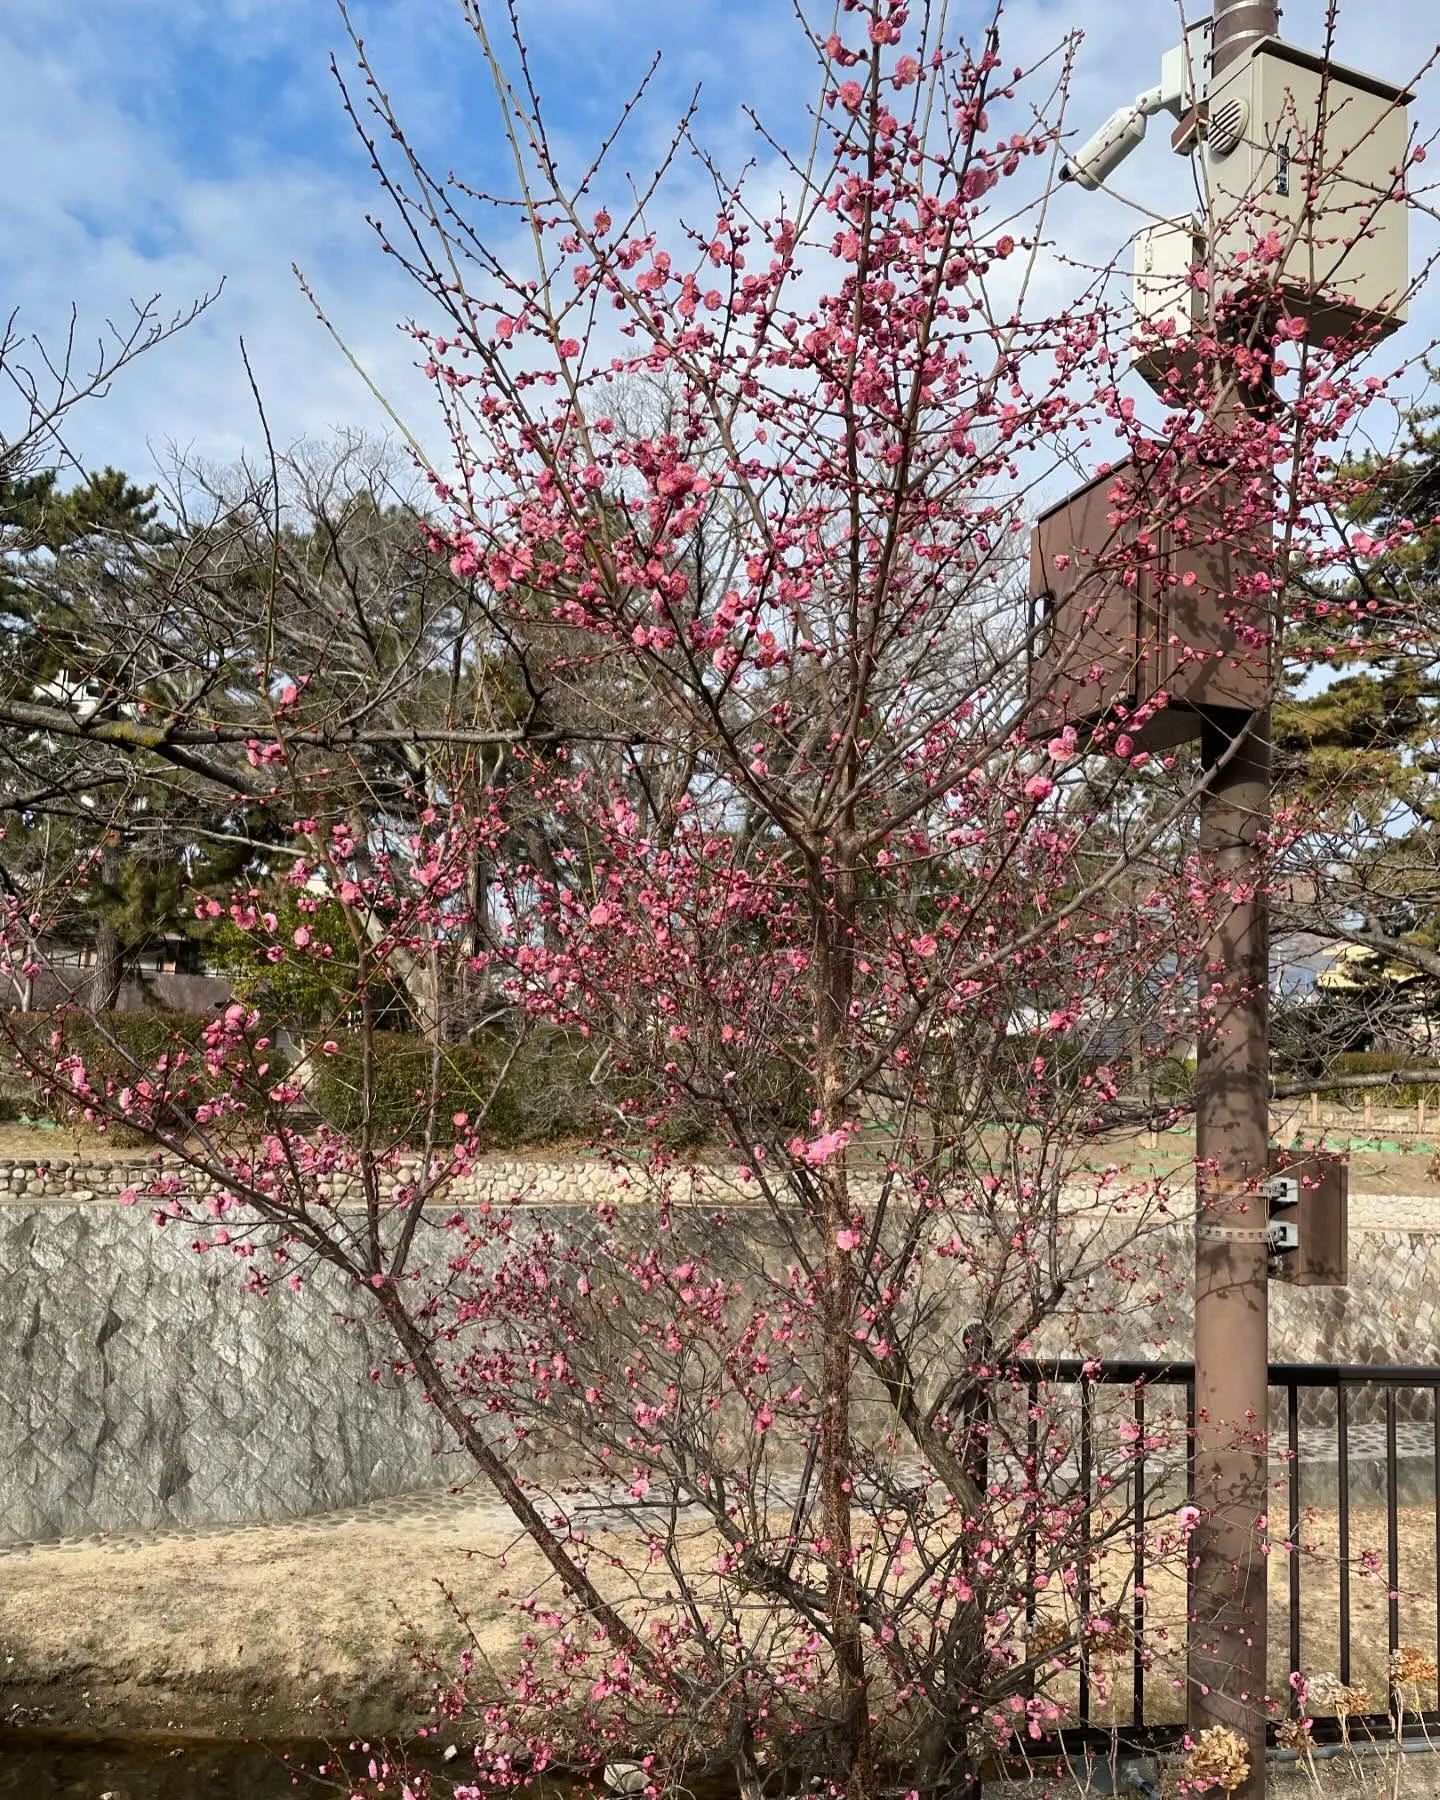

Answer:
[1,0,1435,485]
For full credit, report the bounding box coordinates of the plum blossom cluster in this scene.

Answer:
[3,1,1436,1796]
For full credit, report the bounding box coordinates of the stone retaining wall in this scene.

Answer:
[0,1153,786,1212]
[1,1151,1435,1230]
[0,1153,644,1208]
[2,1160,1439,1545]
[0,1203,461,1545]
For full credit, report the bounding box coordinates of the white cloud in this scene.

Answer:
[0,0,1434,490]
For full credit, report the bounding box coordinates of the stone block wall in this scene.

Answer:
[0,1153,776,1211]
[2,1159,1438,1544]
[0,1201,461,1543]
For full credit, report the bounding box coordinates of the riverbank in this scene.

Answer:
[3,1485,1431,1741]
[0,1487,534,1739]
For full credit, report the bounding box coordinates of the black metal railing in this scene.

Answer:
[1002,1358,1440,1751]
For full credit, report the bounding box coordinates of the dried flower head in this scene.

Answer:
[1276,1717,1314,1755]
[1181,1725,1251,1793]
[1027,1617,1070,1660]
[1087,1612,1135,1659]
[1390,1645,1438,1688]
[1309,1671,1373,1716]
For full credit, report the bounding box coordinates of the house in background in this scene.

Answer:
[0,934,233,1015]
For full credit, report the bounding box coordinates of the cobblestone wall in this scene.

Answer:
[1,1151,1435,1226]
[2,1161,1438,1545]
[0,1153,647,1208]
[0,1153,788,1212]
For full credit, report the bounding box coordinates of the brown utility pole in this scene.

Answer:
[1189,2,1279,1793]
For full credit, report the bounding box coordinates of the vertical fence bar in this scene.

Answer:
[1338,1383,1352,1686]
[1387,1385,1401,1694]
[1288,1381,1301,1689]
[1183,1369,1196,1734]
[1079,1374,1094,1727]
[1133,1380,1146,1727]
[1009,1361,1440,1756]
[1026,1375,1039,1699]
[962,1326,990,1495]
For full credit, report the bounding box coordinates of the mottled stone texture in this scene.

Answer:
[0,1153,732,1210]
[1072,1221,1440,1368]
[3,1180,1438,1545]
[0,1205,458,1543]
[0,1151,1433,1226]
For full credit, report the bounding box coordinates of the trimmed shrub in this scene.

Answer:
[307,1026,790,1152]
[309,1029,600,1150]
[1306,1051,1440,1110]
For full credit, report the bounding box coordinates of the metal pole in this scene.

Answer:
[1192,711,1271,1790]
[1189,4,1279,1794]
[1208,0,1277,69]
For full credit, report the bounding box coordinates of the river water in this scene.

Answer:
[0,1732,446,1799]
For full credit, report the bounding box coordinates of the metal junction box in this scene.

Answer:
[1026,460,1272,744]
[1133,217,1206,392]
[1205,39,1411,346]
[1266,1147,1348,1287]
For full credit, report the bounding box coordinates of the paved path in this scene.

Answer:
[3,1410,1434,1562]
[0,1483,523,1558]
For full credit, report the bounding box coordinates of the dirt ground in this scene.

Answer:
[2,1496,1436,1741]
[0,1496,545,1739]
[0,1121,161,1160]
[1063,1126,1440,1199]
[1038,1505,1440,1731]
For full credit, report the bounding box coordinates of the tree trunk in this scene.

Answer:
[810,834,876,1800]
[90,920,125,1013]
[88,840,127,1014]
[915,1714,982,1800]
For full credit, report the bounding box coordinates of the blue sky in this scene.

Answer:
[3,0,1437,489]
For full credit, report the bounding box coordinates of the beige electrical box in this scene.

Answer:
[1205,39,1411,346]
[1132,217,1205,391]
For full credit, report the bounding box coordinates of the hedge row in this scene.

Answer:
[306,1030,831,1150]
[307,1029,596,1149]
[3,1011,253,1126]
[1296,1051,1440,1109]
[23,1016,1435,1148]
[0,1011,795,1149]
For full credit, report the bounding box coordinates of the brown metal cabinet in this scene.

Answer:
[1267,1146,1348,1288]
[1027,459,1272,744]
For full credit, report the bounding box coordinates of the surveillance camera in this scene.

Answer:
[1061,102,1152,189]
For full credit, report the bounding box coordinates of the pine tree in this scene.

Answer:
[1275,388,1440,1054]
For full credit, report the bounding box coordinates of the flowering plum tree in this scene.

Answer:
[3,2,1437,1797]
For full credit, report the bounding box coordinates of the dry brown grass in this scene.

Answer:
[6,1488,1430,1753]
[1016,1505,1440,1731]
